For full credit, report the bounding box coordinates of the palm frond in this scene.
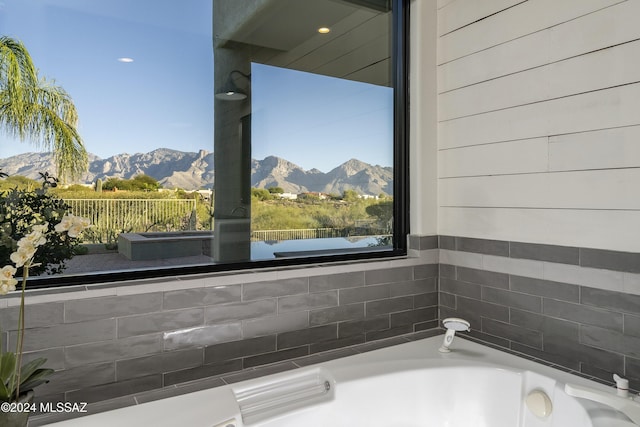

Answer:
[21,80,88,180]
[0,36,38,138]
[0,36,88,181]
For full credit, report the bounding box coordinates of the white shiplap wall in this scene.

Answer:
[436,0,640,251]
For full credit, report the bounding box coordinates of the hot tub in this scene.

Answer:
[117,231,213,260]
[47,335,638,427]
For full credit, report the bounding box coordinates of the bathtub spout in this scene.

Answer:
[439,318,471,353]
[565,381,640,425]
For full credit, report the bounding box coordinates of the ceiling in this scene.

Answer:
[213,0,392,87]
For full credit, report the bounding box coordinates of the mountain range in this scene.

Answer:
[0,148,393,196]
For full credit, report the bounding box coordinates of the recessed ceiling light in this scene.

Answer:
[318,27,330,34]
[117,57,134,63]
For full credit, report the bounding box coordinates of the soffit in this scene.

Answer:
[215,0,392,86]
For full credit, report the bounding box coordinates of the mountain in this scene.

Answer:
[86,148,216,189]
[321,158,393,196]
[251,156,324,193]
[0,149,393,195]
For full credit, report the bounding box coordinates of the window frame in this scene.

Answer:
[27,0,410,290]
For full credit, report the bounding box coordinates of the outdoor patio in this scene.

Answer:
[57,252,214,275]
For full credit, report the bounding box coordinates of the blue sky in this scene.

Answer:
[252,64,393,171]
[0,0,393,173]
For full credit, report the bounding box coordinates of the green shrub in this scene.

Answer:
[0,175,38,192]
[267,186,284,194]
[102,174,161,192]
[0,185,83,275]
[251,188,272,201]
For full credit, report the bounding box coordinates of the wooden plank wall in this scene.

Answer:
[436,0,640,251]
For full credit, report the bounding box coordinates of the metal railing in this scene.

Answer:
[251,228,348,241]
[64,198,383,245]
[250,223,390,241]
[65,198,197,241]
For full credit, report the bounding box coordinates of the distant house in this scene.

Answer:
[277,192,298,200]
[194,189,213,200]
[167,188,213,200]
[299,192,329,200]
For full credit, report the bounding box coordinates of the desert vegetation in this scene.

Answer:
[0,175,392,245]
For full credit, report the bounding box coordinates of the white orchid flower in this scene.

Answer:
[55,214,90,236]
[54,215,74,233]
[67,224,84,238]
[31,223,49,233]
[10,246,35,268]
[0,265,18,295]
[0,281,16,295]
[20,230,46,247]
[0,265,17,279]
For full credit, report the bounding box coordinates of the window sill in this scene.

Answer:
[6,249,444,307]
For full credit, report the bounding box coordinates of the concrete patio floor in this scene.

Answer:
[59,252,214,275]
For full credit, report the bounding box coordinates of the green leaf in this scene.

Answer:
[19,368,54,392]
[0,355,55,399]
[17,357,46,384]
[0,375,11,400]
[0,353,17,399]
[0,352,17,385]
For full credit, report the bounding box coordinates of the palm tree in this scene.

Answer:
[0,36,88,181]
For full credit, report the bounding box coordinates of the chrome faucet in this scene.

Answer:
[438,317,471,353]
[565,375,640,425]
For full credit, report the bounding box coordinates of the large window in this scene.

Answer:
[0,0,407,286]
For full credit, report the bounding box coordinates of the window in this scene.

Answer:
[0,0,408,287]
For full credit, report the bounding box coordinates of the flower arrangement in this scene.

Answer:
[0,213,90,405]
[0,172,90,425]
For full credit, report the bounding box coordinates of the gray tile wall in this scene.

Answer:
[7,257,438,406]
[14,233,638,409]
[439,235,640,390]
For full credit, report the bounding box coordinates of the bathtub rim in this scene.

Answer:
[45,334,635,427]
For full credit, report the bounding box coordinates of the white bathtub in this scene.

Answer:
[49,335,637,427]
